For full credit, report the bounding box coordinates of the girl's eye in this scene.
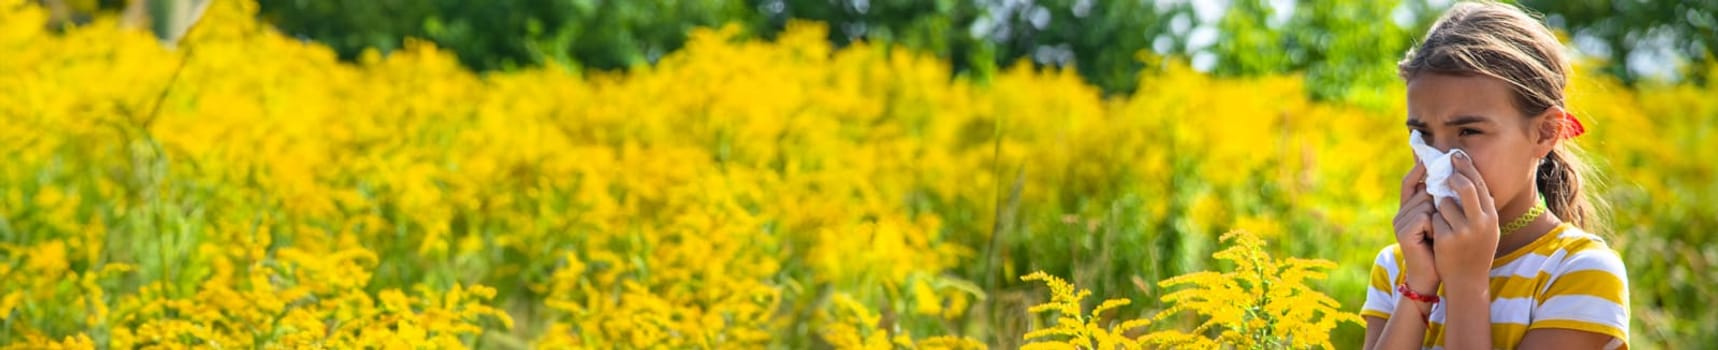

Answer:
[1459,128,1481,136]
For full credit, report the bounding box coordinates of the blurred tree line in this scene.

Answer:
[43,0,1717,99]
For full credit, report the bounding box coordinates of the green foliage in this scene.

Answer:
[1521,0,1717,84]
[254,0,755,71]
[249,0,1198,93]
[1211,0,1413,104]
[51,0,1718,97]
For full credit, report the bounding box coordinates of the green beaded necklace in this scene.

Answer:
[1501,197,1548,236]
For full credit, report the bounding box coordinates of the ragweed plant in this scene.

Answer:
[819,293,987,350]
[1019,230,1360,350]
[2,0,1714,347]
[1141,230,1363,349]
[1019,272,1153,350]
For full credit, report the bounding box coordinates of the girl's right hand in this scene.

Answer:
[1394,161,1441,294]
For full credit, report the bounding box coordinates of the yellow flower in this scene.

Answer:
[1020,271,1150,350]
[0,291,22,321]
[1148,230,1363,349]
[2,0,1709,347]
[25,240,68,277]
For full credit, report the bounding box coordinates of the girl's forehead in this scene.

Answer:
[1405,74,1518,122]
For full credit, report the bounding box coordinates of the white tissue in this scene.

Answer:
[1409,130,1465,209]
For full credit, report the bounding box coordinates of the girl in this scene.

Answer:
[1361,2,1629,349]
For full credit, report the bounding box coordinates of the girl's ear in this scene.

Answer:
[1532,106,1565,156]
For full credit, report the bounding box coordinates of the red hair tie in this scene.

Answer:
[1563,111,1586,138]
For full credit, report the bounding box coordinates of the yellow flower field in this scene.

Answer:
[2,0,1714,348]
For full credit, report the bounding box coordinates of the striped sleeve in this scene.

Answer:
[1361,245,1403,320]
[1531,236,1630,349]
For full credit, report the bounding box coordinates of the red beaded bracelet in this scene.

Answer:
[1397,283,1440,303]
[1398,283,1438,322]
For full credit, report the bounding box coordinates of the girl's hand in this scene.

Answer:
[1394,160,1441,293]
[1430,152,1500,293]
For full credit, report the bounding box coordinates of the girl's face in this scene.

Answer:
[1405,73,1558,204]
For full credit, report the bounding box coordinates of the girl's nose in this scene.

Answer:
[1431,136,1460,153]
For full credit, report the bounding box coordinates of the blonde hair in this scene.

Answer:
[1397,1,1606,230]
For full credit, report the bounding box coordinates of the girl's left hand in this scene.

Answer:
[1431,151,1500,293]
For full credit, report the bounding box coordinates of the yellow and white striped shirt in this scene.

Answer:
[1361,224,1629,349]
